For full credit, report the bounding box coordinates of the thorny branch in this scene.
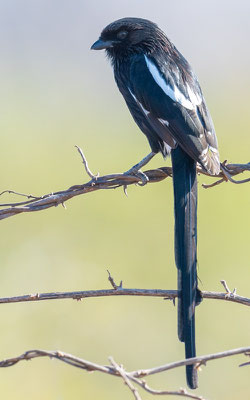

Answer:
[0,147,249,220]
[0,276,248,399]
[0,346,249,400]
[0,276,248,307]
[0,150,248,399]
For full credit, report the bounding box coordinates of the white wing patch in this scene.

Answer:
[128,87,150,116]
[187,85,202,106]
[128,88,170,128]
[158,118,169,126]
[209,146,219,153]
[144,55,194,111]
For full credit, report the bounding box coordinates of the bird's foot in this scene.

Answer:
[221,161,250,185]
[123,151,156,185]
[132,170,149,186]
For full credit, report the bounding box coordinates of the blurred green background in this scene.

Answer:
[0,1,249,399]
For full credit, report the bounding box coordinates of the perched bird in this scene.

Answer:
[91,17,220,389]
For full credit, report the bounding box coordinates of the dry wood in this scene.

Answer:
[0,147,249,220]
[0,277,248,307]
[1,346,249,400]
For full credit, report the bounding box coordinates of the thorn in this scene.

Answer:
[163,296,176,306]
[29,293,39,299]
[73,295,83,301]
[196,362,203,372]
[123,185,128,197]
[107,270,119,290]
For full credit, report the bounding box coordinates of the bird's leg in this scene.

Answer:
[124,151,156,186]
[126,151,156,173]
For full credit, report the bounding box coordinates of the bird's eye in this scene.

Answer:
[117,30,128,40]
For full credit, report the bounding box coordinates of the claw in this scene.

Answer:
[123,151,156,185]
[135,170,149,186]
[123,169,149,186]
[123,185,128,196]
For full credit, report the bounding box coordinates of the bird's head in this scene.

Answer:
[91,17,168,60]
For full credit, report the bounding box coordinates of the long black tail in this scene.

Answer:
[171,146,200,389]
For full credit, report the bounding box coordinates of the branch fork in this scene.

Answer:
[0,275,248,307]
[1,347,249,400]
[0,146,249,220]
[220,280,237,299]
[107,270,123,290]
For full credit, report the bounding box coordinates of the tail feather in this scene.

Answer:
[171,146,199,390]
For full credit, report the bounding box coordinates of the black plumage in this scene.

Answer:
[91,17,220,389]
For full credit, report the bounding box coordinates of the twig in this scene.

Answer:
[221,163,250,185]
[129,347,250,378]
[220,280,236,298]
[130,376,204,400]
[239,352,250,367]
[202,161,250,188]
[202,178,225,189]
[0,190,42,200]
[107,269,123,289]
[0,277,248,306]
[109,357,142,400]
[0,147,249,220]
[0,346,249,399]
[75,145,99,179]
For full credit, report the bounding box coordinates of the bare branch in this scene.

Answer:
[129,375,204,400]
[0,288,176,304]
[0,190,41,200]
[0,147,249,220]
[0,346,249,399]
[109,357,142,400]
[0,278,248,306]
[129,347,250,378]
[75,145,99,179]
[221,162,250,184]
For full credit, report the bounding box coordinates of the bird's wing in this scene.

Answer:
[114,64,174,157]
[127,52,220,174]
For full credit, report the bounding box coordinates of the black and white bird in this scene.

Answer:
[91,17,220,389]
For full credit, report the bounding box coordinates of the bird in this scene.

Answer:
[91,17,220,389]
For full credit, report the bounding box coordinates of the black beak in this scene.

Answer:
[91,38,115,50]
